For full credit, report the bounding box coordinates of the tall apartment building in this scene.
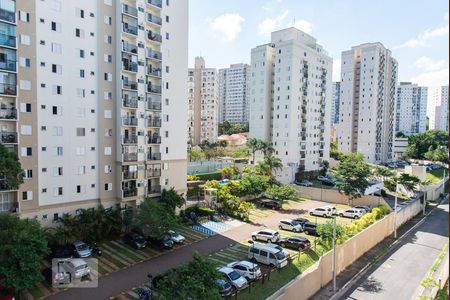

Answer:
[0,0,188,223]
[331,82,340,124]
[218,63,250,124]
[187,56,218,145]
[431,86,449,131]
[249,28,332,184]
[337,43,398,164]
[395,82,427,135]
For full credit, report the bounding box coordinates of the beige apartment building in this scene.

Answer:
[0,0,188,225]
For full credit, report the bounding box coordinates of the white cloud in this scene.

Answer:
[290,20,313,34]
[209,14,245,42]
[415,56,447,72]
[410,68,449,87]
[332,59,341,82]
[396,14,449,49]
[258,10,289,36]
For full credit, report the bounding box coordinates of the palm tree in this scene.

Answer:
[247,138,260,164]
[260,141,275,158]
[260,155,283,182]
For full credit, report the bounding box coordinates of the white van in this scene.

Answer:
[247,243,288,268]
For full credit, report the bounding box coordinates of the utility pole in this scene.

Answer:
[332,216,337,293]
[394,180,398,239]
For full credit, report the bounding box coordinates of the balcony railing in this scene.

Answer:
[147,152,161,161]
[147,136,161,144]
[147,13,162,25]
[0,108,16,120]
[147,185,162,195]
[0,83,16,95]
[146,169,161,177]
[0,8,15,23]
[122,4,138,17]
[146,48,162,60]
[123,153,138,162]
[123,23,138,36]
[146,118,161,128]
[0,33,15,48]
[147,0,162,8]
[0,59,16,72]
[123,80,138,90]
[123,188,138,198]
[123,60,138,72]
[147,31,162,43]
[122,42,138,54]
[147,84,161,94]
[123,171,138,180]
[147,66,162,77]
[122,117,138,126]
[123,98,138,109]
[0,132,17,143]
[123,135,138,144]
[146,100,162,111]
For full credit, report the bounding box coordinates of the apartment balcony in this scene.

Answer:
[147,66,162,78]
[122,61,138,73]
[122,4,138,18]
[123,188,138,198]
[146,169,161,177]
[0,59,16,72]
[122,42,138,54]
[123,135,138,144]
[123,98,138,109]
[147,152,161,161]
[122,117,138,126]
[146,118,161,128]
[0,132,17,144]
[123,153,138,162]
[122,23,138,36]
[147,136,161,144]
[0,83,16,96]
[147,185,161,196]
[0,108,16,120]
[146,48,162,61]
[147,0,162,8]
[146,95,162,110]
[147,13,162,26]
[0,6,15,24]
[123,80,138,90]
[147,84,161,94]
[123,170,138,180]
[0,33,16,48]
[0,192,18,213]
[147,31,162,43]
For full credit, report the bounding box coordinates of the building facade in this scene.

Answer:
[249,28,332,184]
[187,56,218,146]
[395,82,427,135]
[331,82,340,124]
[433,86,449,132]
[218,63,250,124]
[337,43,398,164]
[1,0,188,224]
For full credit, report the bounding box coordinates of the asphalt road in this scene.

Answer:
[343,197,449,300]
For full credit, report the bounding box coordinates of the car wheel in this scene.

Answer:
[354,215,359,219]
[279,225,283,230]
[309,212,314,216]
[339,213,343,217]
[281,243,286,247]
[251,257,257,263]
[269,263,275,268]
[267,239,272,243]
[252,236,256,241]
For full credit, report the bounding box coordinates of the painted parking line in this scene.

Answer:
[110,241,149,260]
[101,244,138,265]
[104,241,145,262]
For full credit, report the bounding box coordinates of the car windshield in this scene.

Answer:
[217,279,231,289]
[135,236,145,243]
[275,251,285,260]
[228,271,241,281]
[76,243,89,251]
[169,230,179,237]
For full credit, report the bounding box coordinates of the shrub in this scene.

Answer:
[185,205,215,217]
[196,171,223,181]
[187,174,200,181]
[344,205,391,237]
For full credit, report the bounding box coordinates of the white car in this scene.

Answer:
[338,209,364,219]
[167,230,185,243]
[309,207,332,218]
[353,205,370,213]
[226,261,262,281]
[324,206,337,215]
[264,243,290,259]
[279,219,303,232]
[251,229,280,243]
[218,266,248,290]
[62,259,90,279]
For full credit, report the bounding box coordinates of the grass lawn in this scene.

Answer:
[426,168,448,184]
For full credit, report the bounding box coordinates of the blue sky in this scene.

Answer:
[188,0,449,87]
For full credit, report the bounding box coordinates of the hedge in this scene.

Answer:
[194,171,223,181]
[184,205,216,217]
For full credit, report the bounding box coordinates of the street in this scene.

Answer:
[343,197,449,300]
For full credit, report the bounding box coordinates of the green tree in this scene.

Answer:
[317,221,347,248]
[258,155,283,182]
[160,188,185,214]
[247,137,262,164]
[266,185,298,205]
[218,120,232,135]
[404,129,449,160]
[398,173,421,193]
[226,145,249,158]
[259,141,275,158]
[0,143,23,191]
[239,175,270,199]
[424,146,449,163]
[0,214,49,293]
[332,153,371,205]
[373,166,396,182]
[134,199,175,238]
[188,147,205,162]
[221,165,239,179]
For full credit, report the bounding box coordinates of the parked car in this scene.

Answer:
[72,240,92,258]
[278,219,303,232]
[167,230,185,244]
[324,206,337,215]
[51,245,74,259]
[302,222,318,236]
[321,178,336,186]
[338,208,364,219]
[278,236,311,251]
[248,243,288,268]
[62,258,90,279]
[149,235,174,249]
[353,205,371,213]
[317,175,328,181]
[309,207,332,217]
[260,199,282,210]
[295,179,313,187]
[226,261,262,281]
[0,286,13,300]
[123,232,148,249]
[251,229,281,243]
[217,267,248,290]
[292,217,309,226]
[216,278,234,298]
[264,243,290,259]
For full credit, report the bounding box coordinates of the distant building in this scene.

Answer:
[434,86,449,132]
[395,82,428,135]
[219,63,251,124]
[393,137,409,160]
[187,57,219,145]
[331,82,341,124]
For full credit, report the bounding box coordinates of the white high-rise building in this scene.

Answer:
[1,0,188,223]
[249,28,332,183]
[218,63,250,124]
[187,57,218,145]
[337,43,398,164]
[331,82,340,124]
[431,86,449,132]
[395,82,428,135]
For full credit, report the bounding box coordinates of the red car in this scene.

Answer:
[0,286,14,300]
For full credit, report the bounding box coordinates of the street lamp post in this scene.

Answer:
[332,216,337,293]
[394,180,398,239]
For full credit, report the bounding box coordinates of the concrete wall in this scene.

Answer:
[272,199,422,300]
[293,186,390,208]
[420,178,448,201]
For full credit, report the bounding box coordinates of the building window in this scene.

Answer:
[19,57,31,68]
[76,128,86,136]
[23,169,33,179]
[20,35,31,45]
[104,147,112,155]
[51,21,61,32]
[51,42,62,54]
[21,125,32,136]
[52,64,62,74]
[105,183,112,191]
[53,187,63,197]
[20,80,31,90]
[22,191,33,201]
[20,103,32,113]
[80,69,85,78]
[21,147,32,157]
[52,85,62,95]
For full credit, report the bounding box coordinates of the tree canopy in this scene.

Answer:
[0,143,23,191]
[218,121,249,136]
[160,188,184,214]
[404,129,449,162]
[266,185,298,204]
[134,199,175,238]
